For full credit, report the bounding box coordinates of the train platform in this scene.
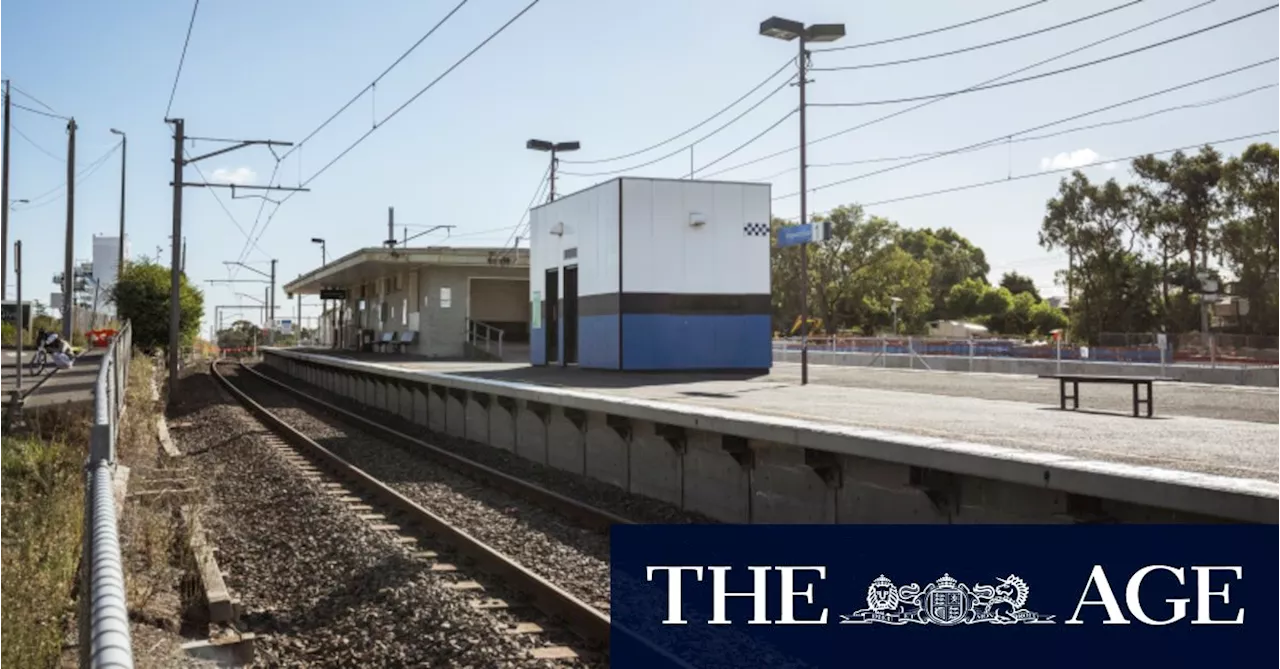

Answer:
[285,349,1277,483]
[2,348,104,410]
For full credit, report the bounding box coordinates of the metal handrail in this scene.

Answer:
[466,318,505,359]
[80,320,134,669]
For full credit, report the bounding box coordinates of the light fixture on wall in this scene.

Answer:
[689,212,707,227]
[550,221,565,236]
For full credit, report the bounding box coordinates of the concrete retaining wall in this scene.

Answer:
[261,349,1277,525]
[774,349,1280,387]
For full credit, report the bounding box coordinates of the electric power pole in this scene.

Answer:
[387,206,395,246]
[167,118,183,392]
[63,118,77,341]
[1,80,10,303]
[163,119,308,396]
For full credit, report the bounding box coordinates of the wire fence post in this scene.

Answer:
[968,339,974,373]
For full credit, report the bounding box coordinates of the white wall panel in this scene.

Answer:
[529,180,619,301]
[622,178,770,295]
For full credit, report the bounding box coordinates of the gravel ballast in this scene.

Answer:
[224,365,620,612]
[168,366,573,668]
[252,362,718,526]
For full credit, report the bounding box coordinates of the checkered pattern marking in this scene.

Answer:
[743,222,770,237]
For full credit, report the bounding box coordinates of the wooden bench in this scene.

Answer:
[1039,374,1177,418]
[373,331,397,353]
[393,331,418,354]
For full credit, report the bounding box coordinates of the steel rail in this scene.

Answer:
[210,360,615,647]
[232,360,634,532]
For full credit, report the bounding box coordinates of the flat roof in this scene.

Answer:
[530,176,771,213]
[283,246,528,295]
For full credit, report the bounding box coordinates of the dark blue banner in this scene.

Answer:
[610,525,1276,669]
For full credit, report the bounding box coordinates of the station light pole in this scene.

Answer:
[312,237,327,346]
[526,139,580,202]
[759,16,845,386]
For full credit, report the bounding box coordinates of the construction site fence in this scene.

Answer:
[774,333,1278,368]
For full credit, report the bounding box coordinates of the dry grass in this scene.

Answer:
[115,353,209,669]
[1,428,86,669]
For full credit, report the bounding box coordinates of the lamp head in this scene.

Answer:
[760,16,804,41]
[526,139,554,152]
[806,23,846,43]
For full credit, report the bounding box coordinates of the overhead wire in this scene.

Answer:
[815,0,1050,52]
[185,151,271,260]
[692,108,799,176]
[559,75,797,177]
[559,57,796,165]
[500,164,552,252]
[809,4,1277,105]
[854,131,1277,209]
[232,0,473,272]
[230,162,282,275]
[11,142,122,210]
[756,82,1277,179]
[813,1,1144,72]
[237,0,544,261]
[9,83,59,113]
[296,0,543,189]
[166,0,201,118]
[697,0,1221,180]
[12,102,70,121]
[779,57,1277,199]
[276,0,472,163]
[12,123,65,162]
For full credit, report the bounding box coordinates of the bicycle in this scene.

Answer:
[29,344,50,375]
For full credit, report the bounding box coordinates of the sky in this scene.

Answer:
[2,0,1277,331]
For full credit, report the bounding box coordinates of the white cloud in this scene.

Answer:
[1039,148,1101,171]
[210,167,257,185]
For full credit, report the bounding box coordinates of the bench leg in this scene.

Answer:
[1146,381,1153,418]
[1132,382,1139,417]
[1072,381,1079,410]
[1059,379,1066,410]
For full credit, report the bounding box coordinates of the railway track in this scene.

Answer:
[210,360,688,666]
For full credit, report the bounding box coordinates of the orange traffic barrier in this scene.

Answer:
[86,329,118,348]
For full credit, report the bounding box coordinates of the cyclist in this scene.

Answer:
[33,328,73,370]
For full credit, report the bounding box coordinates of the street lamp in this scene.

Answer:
[311,237,328,347]
[310,238,327,266]
[526,139,580,202]
[109,129,126,281]
[759,16,845,386]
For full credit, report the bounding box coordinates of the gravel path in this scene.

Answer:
[168,366,574,668]
[223,365,618,613]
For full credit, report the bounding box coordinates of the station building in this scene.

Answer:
[283,246,529,359]
[528,177,773,371]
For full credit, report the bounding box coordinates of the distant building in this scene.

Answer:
[92,235,128,290]
[91,235,129,315]
[927,320,990,339]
